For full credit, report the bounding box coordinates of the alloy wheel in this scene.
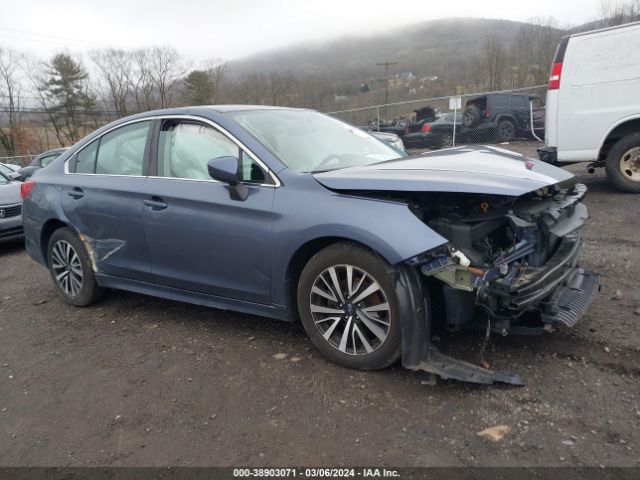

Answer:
[309,264,391,356]
[620,147,640,182]
[51,240,84,297]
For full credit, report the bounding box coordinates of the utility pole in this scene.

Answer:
[376,61,398,106]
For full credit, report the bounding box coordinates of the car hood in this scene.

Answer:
[0,181,22,205]
[313,145,574,197]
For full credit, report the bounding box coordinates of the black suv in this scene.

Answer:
[462,93,545,142]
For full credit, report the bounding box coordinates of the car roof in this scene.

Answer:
[138,105,306,116]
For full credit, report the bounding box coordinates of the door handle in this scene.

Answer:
[144,197,168,210]
[67,187,84,199]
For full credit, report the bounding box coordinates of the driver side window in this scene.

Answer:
[158,120,268,184]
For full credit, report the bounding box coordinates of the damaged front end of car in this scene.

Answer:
[399,183,599,385]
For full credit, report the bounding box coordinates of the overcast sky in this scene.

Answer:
[1,0,603,63]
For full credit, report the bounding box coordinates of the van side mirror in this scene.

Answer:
[207,156,248,201]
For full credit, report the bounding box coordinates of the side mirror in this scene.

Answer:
[207,156,249,201]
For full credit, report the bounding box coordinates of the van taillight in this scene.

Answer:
[20,180,35,200]
[548,62,562,90]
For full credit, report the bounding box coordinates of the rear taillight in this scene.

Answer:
[485,111,491,118]
[421,123,431,132]
[20,180,35,200]
[548,62,562,90]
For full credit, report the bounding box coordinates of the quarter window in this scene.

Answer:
[74,141,98,174]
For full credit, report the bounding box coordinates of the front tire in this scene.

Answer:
[605,133,640,193]
[297,243,402,370]
[47,228,103,306]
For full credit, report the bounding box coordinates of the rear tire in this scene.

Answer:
[440,133,453,148]
[297,243,402,370]
[47,228,103,306]
[496,119,516,142]
[605,133,640,193]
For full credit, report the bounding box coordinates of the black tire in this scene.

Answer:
[463,105,481,127]
[440,132,453,148]
[47,227,103,306]
[605,133,640,193]
[297,243,402,370]
[496,119,516,142]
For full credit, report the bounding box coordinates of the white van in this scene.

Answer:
[538,21,640,192]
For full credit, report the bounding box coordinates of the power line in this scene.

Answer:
[0,28,124,50]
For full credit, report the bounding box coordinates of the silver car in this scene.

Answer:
[0,171,23,242]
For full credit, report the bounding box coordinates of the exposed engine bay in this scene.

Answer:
[349,182,599,385]
[404,183,596,334]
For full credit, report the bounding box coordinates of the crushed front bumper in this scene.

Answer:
[478,233,599,331]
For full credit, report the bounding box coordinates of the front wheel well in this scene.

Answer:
[285,237,382,322]
[599,118,640,161]
[40,219,70,263]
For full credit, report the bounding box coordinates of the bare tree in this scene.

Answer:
[480,35,506,91]
[598,0,640,27]
[203,59,227,103]
[268,72,299,106]
[148,46,189,108]
[512,18,563,87]
[0,48,25,156]
[89,49,133,115]
[127,47,188,111]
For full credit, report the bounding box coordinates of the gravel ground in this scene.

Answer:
[0,141,639,467]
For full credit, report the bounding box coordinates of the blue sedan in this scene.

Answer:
[21,106,598,384]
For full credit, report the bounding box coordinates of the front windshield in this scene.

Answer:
[232,109,400,173]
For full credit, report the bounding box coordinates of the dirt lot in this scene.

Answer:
[1,142,639,467]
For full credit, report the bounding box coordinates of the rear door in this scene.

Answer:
[141,117,275,304]
[61,120,153,282]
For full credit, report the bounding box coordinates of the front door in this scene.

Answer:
[141,118,275,304]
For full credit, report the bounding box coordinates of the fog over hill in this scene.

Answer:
[227,17,558,86]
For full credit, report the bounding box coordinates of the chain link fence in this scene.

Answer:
[0,154,36,168]
[328,85,547,152]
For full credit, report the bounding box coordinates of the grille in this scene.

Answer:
[0,204,21,218]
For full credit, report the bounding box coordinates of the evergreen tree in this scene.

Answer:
[39,53,95,145]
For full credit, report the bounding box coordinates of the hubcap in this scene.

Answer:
[309,264,391,356]
[620,147,640,182]
[51,240,83,297]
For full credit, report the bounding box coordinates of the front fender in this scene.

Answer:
[270,176,448,306]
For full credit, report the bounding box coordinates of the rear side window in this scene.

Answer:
[490,95,509,107]
[96,122,150,175]
[511,96,528,109]
[71,121,150,175]
[39,154,58,167]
